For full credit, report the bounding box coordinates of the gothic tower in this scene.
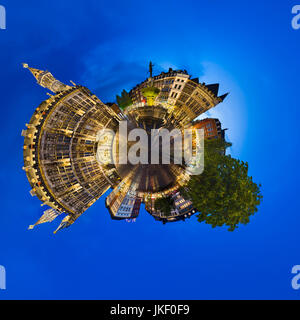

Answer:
[23,63,72,93]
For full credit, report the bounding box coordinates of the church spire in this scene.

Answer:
[28,208,62,230]
[22,63,44,81]
[53,215,75,234]
[22,63,72,93]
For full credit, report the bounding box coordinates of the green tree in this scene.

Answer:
[141,86,160,106]
[116,89,133,110]
[182,139,262,231]
[154,197,173,217]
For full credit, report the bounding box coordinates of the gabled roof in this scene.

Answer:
[218,93,229,102]
[206,83,219,96]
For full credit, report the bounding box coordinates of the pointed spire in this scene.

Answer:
[22,63,72,93]
[206,83,219,97]
[22,63,45,83]
[28,208,62,230]
[218,93,229,102]
[53,215,72,234]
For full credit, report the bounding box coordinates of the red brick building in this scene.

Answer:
[192,118,225,140]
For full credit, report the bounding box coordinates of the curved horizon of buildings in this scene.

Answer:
[21,63,228,233]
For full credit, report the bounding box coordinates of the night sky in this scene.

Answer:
[0,0,300,299]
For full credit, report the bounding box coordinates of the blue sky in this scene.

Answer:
[0,0,300,299]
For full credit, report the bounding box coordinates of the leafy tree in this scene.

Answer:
[154,196,173,217]
[181,139,262,231]
[141,86,160,98]
[141,86,160,106]
[116,89,133,110]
